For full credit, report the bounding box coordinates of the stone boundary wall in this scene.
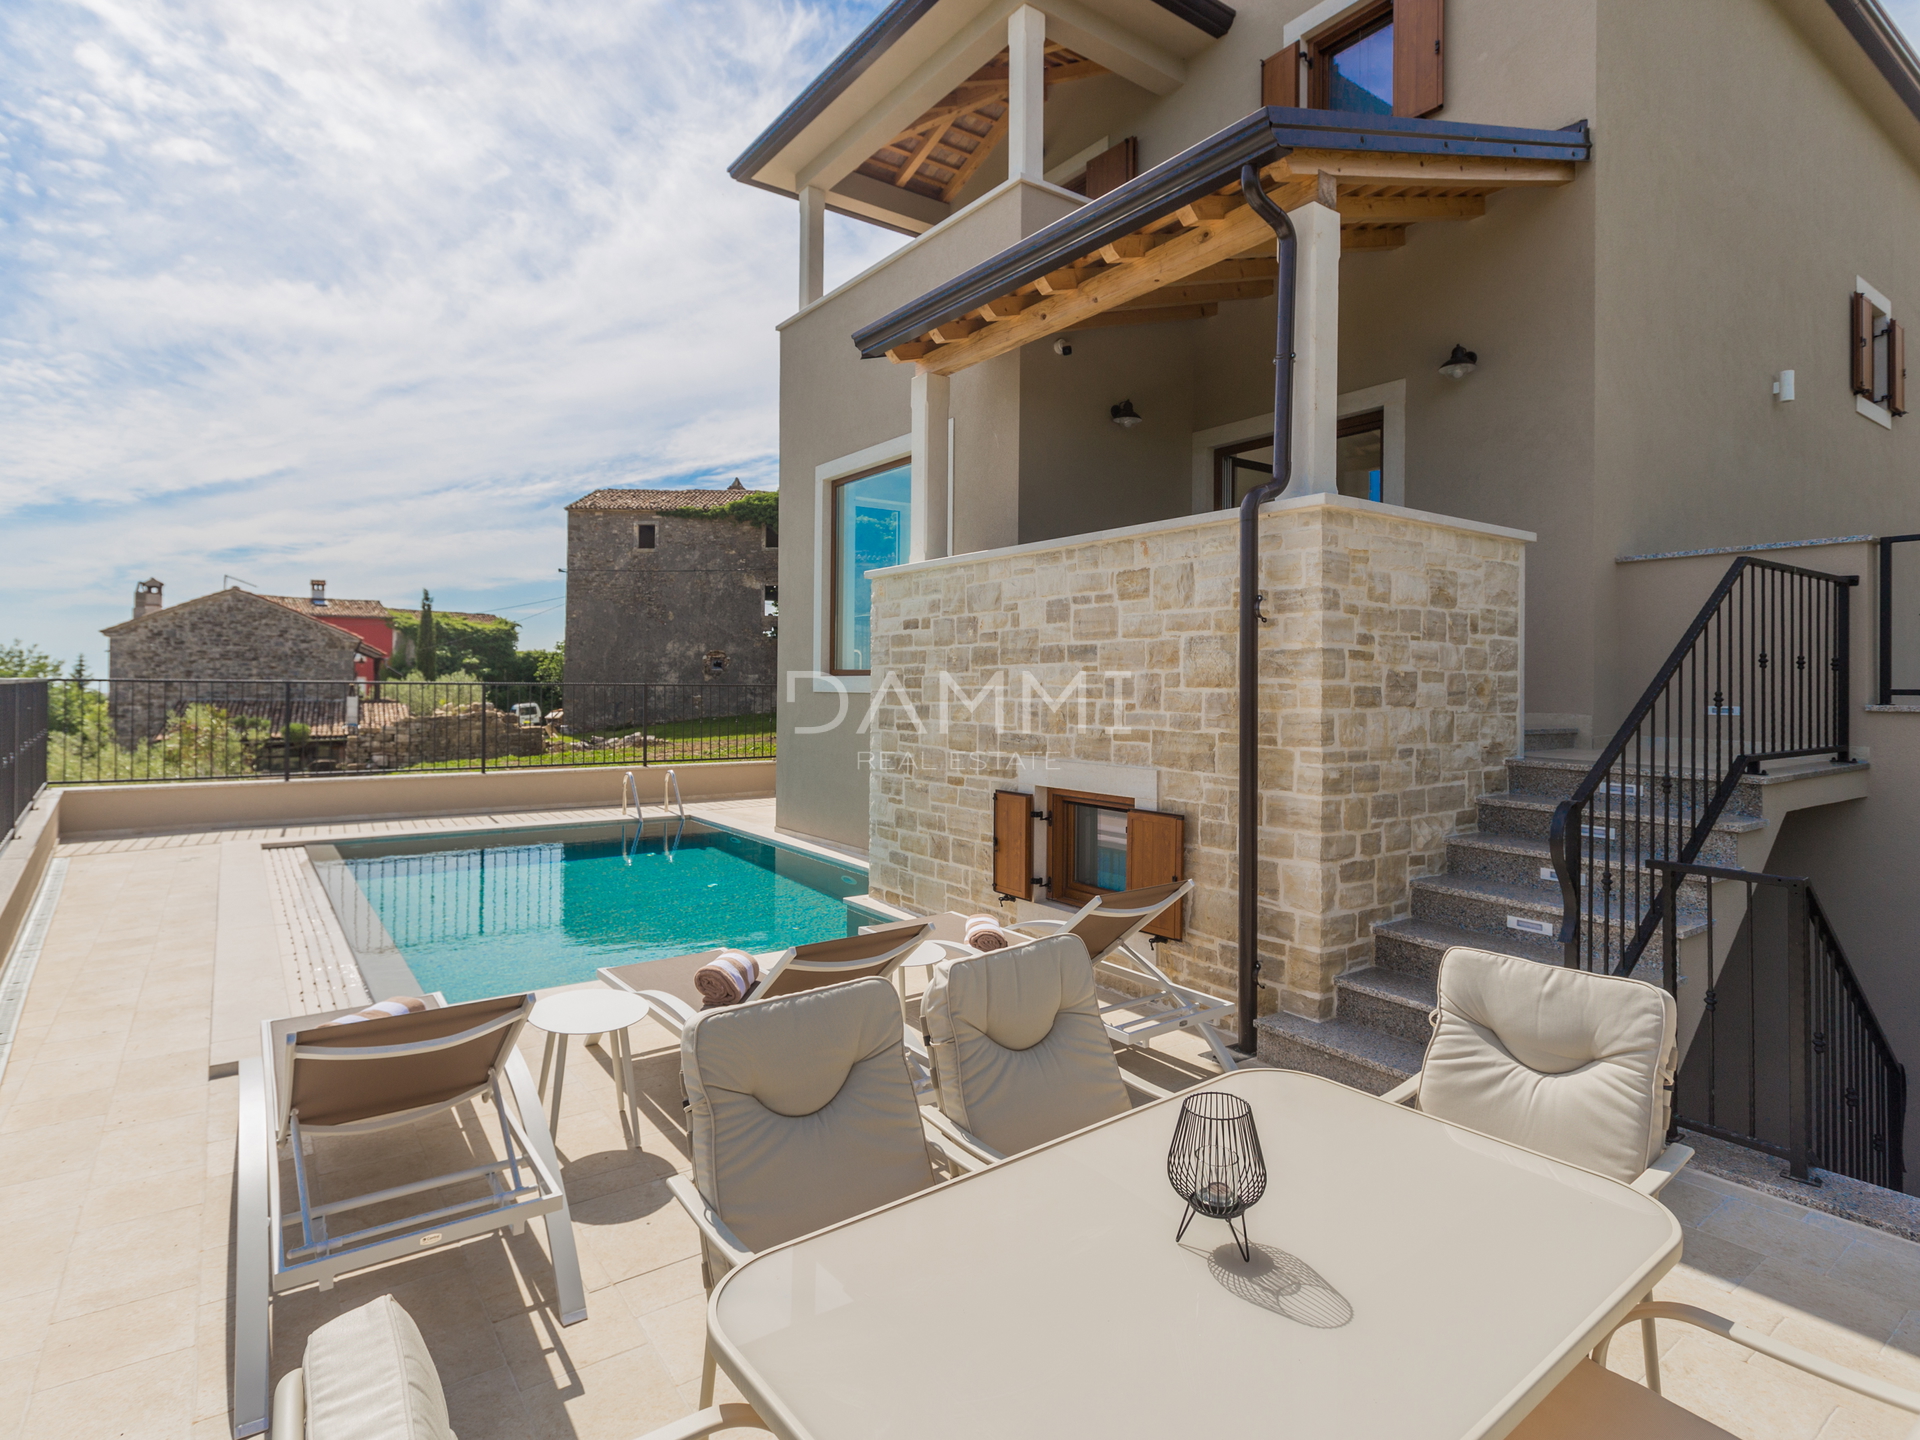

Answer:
[866,494,1526,1020]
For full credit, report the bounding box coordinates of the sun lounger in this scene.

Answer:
[232,993,584,1438]
[596,924,934,1037]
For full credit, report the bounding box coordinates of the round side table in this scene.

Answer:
[530,988,652,1150]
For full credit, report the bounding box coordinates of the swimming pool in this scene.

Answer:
[309,818,888,1002]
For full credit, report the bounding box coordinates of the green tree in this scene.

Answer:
[418,590,437,681]
[0,640,61,678]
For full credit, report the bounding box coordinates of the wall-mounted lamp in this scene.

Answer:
[1438,345,1478,381]
[1773,370,1796,402]
[1110,399,1144,427]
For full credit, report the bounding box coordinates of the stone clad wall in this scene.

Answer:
[865,494,1526,1020]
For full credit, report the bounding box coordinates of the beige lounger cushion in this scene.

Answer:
[683,977,934,1251]
[921,934,1129,1155]
[1417,947,1677,1185]
[303,1295,454,1440]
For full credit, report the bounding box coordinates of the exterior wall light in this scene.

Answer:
[1439,345,1478,380]
[1110,399,1144,427]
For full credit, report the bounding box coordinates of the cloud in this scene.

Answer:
[0,0,902,660]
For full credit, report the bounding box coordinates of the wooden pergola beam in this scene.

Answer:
[913,175,1321,375]
[1337,194,1486,224]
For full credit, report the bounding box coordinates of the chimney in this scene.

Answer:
[310,579,327,607]
[134,578,163,620]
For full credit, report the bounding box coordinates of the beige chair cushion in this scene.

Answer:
[1417,947,1677,1185]
[1506,1358,1736,1438]
[303,1295,454,1440]
[921,934,1130,1156]
[682,977,934,1252]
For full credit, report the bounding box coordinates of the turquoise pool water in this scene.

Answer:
[312,819,884,1002]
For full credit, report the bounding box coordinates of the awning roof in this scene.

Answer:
[852,107,1591,374]
[728,0,1236,201]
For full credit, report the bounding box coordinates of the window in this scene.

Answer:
[1262,0,1443,118]
[636,523,657,549]
[1049,789,1136,907]
[1853,282,1907,426]
[763,585,778,616]
[1336,409,1385,501]
[764,524,779,549]
[1214,437,1274,509]
[830,463,911,674]
[1314,4,1394,114]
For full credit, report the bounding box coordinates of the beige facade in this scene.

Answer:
[867,494,1525,1017]
[747,0,1920,1165]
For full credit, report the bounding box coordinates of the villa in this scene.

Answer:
[6,0,1920,1437]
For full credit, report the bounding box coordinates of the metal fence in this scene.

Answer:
[46,678,775,784]
[1,679,50,842]
[1550,556,1855,974]
[1652,858,1906,1190]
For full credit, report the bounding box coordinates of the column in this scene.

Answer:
[1284,199,1341,496]
[1006,6,1047,185]
[798,185,826,309]
[910,367,951,562]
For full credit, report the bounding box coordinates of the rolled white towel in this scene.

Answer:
[964,914,1014,952]
[694,949,761,1007]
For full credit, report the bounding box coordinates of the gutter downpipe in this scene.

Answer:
[1232,160,1298,1056]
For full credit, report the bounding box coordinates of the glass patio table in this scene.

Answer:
[707,1069,1682,1440]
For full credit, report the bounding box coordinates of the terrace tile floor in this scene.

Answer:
[2,802,1918,1439]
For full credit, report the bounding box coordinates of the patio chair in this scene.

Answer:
[917,934,1140,1164]
[233,994,584,1439]
[597,923,934,1037]
[1508,1300,1920,1439]
[986,880,1239,1071]
[1378,946,1693,1195]
[273,1293,773,1440]
[670,977,941,1406]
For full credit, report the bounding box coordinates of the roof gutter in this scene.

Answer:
[1825,0,1920,124]
[850,107,1592,359]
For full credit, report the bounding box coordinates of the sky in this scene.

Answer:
[0,0,908,667]
[3,1,1919,669]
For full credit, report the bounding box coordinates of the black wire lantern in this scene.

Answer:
[1167,1091,1266,1260]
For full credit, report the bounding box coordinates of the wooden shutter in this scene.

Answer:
[1890,319,1908,416]
[1126,809,1186,941]
[992,790,1033,901]
[1393,0,1445,117]
[1083,138,1138,200]
[1853,292,1877,397]
[1262,43,1301,108]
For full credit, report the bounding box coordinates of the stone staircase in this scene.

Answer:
[1254,749,1870,1090]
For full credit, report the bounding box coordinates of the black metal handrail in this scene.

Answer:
[1,679,51,846]
[1650,857,1905,1190]
[1549,556,1856,975]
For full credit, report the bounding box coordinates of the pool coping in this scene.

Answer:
[275,804,910,1003]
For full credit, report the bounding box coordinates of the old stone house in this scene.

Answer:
[101,582,383,744]
[104,583,380,682]
[262,581,394,683]
[563,480,779,728]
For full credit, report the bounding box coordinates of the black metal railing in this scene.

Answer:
[1,678,51,844]
[1549,557,1855,975]
[1878,532,1920,705]
[45,678,774,785]
[1651,858,1905,1190]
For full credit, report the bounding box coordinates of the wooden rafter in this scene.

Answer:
[883,149,1580,371]
[861,44,1107,204]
